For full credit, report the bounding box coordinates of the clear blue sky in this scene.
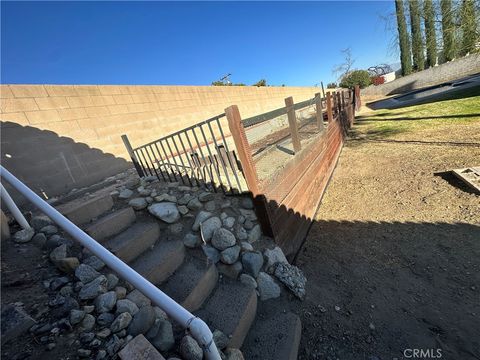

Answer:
[1,1,398,86]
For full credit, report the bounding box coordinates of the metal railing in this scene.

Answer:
[0,165,221,360]
[122,113,247,194]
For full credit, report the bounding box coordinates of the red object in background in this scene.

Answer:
[371,76,385,86]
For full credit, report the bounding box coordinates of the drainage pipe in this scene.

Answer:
[0,182,31,230]
[0,165,221,360]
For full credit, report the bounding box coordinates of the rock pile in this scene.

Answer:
[8,171,307,359]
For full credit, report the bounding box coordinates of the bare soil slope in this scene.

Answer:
[295,97,480,360]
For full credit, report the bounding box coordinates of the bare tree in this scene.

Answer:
[332,48,355,80]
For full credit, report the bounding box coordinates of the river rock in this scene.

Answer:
[80,314,95,331]
[75,264,101,283]
[126,289,151,308]
[241,251,263,278]
[116,299,139,316]
[247,224,262,243]
[69,309,85,325]
[201,245,220,263]
[187,197,202,210]
[127,306,155,336]
[212,228,236,250]
[222,217,235,228]
[264,246,288,270]
[257,272,281,301]
[217,261,243,279]
[95,291,117,313]
[83,256,105,271]
[220,245,241,264]
[148,203,180,223]
[179,335,203,360]
[111,313,132,333]
[198,192,214,202]
[192,211,212,231]
[56,257,80,273]
[49,244,67,263]
[118,189,133,199]
[13,228,35,243]
[79,276,108,300]
[239,274,257,288]
[31,215,54,230]
[150,319,175,352]
[97,313,115,326]
[128,198,148,210]
[40,225,58,235]
[200,217,222,241]
[183,233,201,248]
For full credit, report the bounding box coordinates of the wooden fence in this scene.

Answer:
[125,87,358,259]
[225,88,358,259]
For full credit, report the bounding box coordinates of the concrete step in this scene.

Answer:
[160,257,218,312]
[241,312,301,360]
[132,240,185,285]
[57,194,113,225]
[85,207,136,243]
[195,280,257,349]
[106,221,160,263]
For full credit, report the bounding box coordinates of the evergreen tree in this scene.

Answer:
[441,0,456,61]
[409,0,425,71]
[423,0,438,67]
[459,0,478,56]
[395,0,413,75]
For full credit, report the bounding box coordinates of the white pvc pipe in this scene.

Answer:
[0,182,32,230]
[0,166,221,360]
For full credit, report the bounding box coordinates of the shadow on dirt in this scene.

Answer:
[293,220,480,360]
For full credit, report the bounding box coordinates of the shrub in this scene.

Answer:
[326,82,337,89]
[371,76,385,86]
[339,70,372,89]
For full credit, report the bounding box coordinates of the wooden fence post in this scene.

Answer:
[224,106,260,195]
[314,92,324,131]
[326,92,333,123]
[285,97,302,153]
[354,85,361,112]
[121,134,145,177]
[225,105,274,237]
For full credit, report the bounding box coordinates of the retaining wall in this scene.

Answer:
[362,53,480,101]
[1,85,319,200]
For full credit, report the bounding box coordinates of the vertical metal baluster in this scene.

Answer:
[139,147,154,176]
[171,134,193,186]
[199,123,225,192]
[164,137,184,184]
[177,133,197,186]
[207,121,233,193]
[150,142,167,181]
[191,127,216,191]
[184,132,206,187]
[158,139,179,182]
[216,117,243,193]
[154,142,174,182]
[145,145,161,180]
[133,149,148,178]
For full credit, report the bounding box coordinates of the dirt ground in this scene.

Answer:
[293,102,480,360]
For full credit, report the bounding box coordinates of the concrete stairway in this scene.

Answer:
[56,192,300,357]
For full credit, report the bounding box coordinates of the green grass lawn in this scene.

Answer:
[354,95,480,140]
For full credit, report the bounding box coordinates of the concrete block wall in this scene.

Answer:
[1,84,319,200]
[361,53,480,101]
